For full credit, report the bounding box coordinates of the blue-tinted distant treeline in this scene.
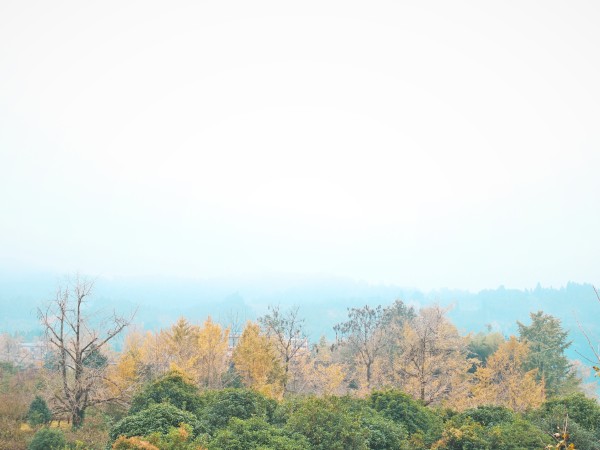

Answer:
[1,272,597,368]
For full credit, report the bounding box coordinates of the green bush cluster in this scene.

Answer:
[108,370,600,450]
[109,372,438,449]
[527,393,600,450]
[109,403,201,442]
[28,428,66,450]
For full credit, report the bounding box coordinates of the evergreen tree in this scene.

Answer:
[517,311,575,397]
[27,396,52,427]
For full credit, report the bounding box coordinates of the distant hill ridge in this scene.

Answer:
[1,273,597,368]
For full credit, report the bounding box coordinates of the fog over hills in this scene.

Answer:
[2,271,598,372]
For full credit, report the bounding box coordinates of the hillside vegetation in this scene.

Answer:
[1,279,599,449]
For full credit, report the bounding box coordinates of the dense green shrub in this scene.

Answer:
[524,394,600,450]
[285,396,369,450]
[107,369,590,450]
[27,396,52,427]
[330,396,409,450]
[275,395,408,450]
[532,402,600,450]
[209,417,308,450]
[360,411,408,450]
[112,424,202,450]
[129,372,203,414]
[197,388,276,434]
[369,390,442,443]
[439,412,550,450]
[110,403,200,442]
[458,405,514,427]
[28,428,66,450]
[539,393,600,433]
[489,418,551,450]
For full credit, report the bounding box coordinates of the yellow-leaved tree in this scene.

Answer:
[196,317,230,389]
[165,318,200,378]
[306,336,348,395]
[106,330,153,401]
[469,336,545,412]
[232,322,284,398]
[396,305,473,406]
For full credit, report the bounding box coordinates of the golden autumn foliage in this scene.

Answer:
[313,363,347,395]
[112,435,160,450]
[467,336,545,412]
[302,337,348,396]
[106,309,552,416]
[195,317,229,389]
[107,330,154,398]
[396,306,473,406]
[108,317,231,396]
[232,322,284,398]
[166,318,199,377]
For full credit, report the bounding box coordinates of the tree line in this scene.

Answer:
[0,277,597,449]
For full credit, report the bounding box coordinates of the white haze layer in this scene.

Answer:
[1,1,599,291]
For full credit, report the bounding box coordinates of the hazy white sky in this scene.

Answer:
[1,1,599,291]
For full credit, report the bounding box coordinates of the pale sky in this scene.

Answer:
[1,1,599,291]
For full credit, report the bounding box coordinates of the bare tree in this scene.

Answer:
[258,305,307,394]
[38,276,134,427]
[333,300,414,391]
[0,333,25,366]
[334,304,387,390]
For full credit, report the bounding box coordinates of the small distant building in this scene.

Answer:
[20,342,48,365]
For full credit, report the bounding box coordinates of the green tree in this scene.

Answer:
[369,389,442,445]
[490,417,551,450]
[458,405,514,427]
[324,396,409,450]
[129,371,203,414]
[197,388,276,435]
[113,424,201,450]
[467,331,504,367]
[110,403,200,442]
[436,412,551,450]
[286,396,369,450]
[82,345,108,369]
[532,393,600,450]
[517,311,575,397]
[27,396,52,427]
[540,393,600,433]
[28,428,66,450]
[358,409,408,450]
[209,417,308,450]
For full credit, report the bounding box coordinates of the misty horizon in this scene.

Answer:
[1,1,599,293]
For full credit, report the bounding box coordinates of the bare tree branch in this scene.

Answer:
[38,276,134,428]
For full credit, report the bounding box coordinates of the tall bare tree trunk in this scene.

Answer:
[39,276,134,428]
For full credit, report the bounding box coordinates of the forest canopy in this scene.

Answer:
[1,279,598,450]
